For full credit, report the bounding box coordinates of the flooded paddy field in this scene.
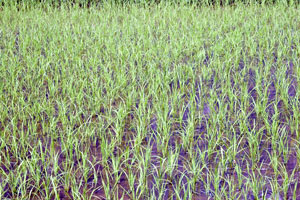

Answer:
[0,2,300,199]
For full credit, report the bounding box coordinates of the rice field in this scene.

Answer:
[0,1,300,199]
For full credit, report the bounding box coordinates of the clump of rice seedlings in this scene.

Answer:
[0,1,300,199]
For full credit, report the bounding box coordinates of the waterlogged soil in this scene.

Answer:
[2,54,299,200]
[1,14,300,200]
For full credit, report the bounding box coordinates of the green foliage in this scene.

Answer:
[0,0,299,8]
[0,2,299,199]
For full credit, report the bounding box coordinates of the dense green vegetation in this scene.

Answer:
[0,1,300,200]
[1,0,299,8]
